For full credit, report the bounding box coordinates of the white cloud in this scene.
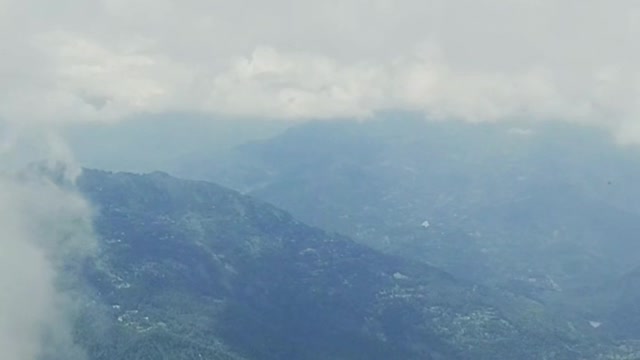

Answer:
[1,0,640,140]
[205,47,388,118]
[0,172,96,360]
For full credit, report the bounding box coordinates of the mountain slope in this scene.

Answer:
[203,117,640,296]
[72,169,626,359]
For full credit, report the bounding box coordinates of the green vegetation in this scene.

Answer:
[65,169,637,359]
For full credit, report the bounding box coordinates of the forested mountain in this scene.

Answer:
[65,169,633,359]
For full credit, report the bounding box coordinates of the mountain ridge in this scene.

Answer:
[65,168,633,359]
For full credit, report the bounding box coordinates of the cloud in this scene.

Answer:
[205,46,389,118]
[0,92,95,360]
[1,0,640,140]
[0,171,96,360]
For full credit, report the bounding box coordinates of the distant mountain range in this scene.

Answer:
[197,117,640,337]
[203,117,640,289]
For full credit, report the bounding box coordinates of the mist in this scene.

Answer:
[0,128,96,360]
[3,0,640,141]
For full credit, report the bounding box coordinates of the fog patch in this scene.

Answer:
[0,164,96,360]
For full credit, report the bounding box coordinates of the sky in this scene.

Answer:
[1,0,640,142]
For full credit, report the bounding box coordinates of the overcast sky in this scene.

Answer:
[1,0,640,140]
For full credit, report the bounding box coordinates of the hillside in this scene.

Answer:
[67,169,630,359]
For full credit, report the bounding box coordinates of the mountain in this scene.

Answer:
[202,116,640,297]
[68,169,631,359]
